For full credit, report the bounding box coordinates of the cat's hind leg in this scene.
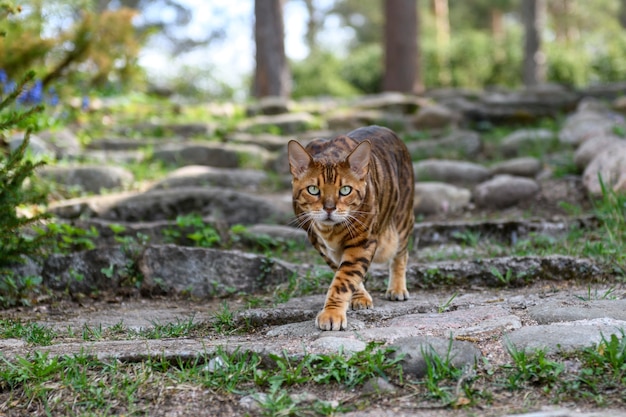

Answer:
[386,250,409,301]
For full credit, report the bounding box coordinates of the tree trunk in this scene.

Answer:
[521,0,546,87]
[433,0,451,86]
[304,0,320,56]
[253,0,290,98]
[383,0,421,93]
[620,0,626,29]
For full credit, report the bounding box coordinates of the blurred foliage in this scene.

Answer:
[291,50,359,98]
[291,0,626,96]
[0,0,146,96]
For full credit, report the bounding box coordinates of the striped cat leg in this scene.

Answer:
[385,249,410,301]
[316,251,373,331]
[350,281,373,310]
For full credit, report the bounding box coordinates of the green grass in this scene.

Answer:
[0,319,57,346]
[2,332,626,415]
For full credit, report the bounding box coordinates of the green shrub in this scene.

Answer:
[0,72,50,272]
[291,50,360,98]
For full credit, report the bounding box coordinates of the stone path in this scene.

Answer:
[2,283,626,416]
[5,89,626,415]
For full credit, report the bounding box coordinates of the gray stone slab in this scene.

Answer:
[505,318,626,353]
[390,336,482,378]
[528,299,626,324]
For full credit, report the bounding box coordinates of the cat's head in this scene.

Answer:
[287,140,371,227]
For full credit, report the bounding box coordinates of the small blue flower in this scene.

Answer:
[3,80,16,95]
[18,80,43,105]
[0,69,7,85]
[47,86,59,106]
[81,95,90,111]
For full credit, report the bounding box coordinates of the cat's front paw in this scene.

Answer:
[316,309,347,331]
[385,288,410,301]
[350,291,373,310]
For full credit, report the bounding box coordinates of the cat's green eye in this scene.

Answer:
[339,186,352,196]
[307,185,320,195]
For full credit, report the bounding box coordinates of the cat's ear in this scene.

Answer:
[347,140,371,178]
[288,140,312,179]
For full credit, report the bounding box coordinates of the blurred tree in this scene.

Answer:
[383,0,421,93]
[521,0,546,86]
[330,0,384,47]
[96,0,224,56]
[254,0,290,98]
[0,1,146,92]
[433,0,450,85]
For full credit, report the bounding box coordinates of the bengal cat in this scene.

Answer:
[288,125,415,331]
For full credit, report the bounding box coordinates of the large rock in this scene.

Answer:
[414,182,471,215]
[499,128,555,157]
[238,112,316,135]
[506,319,626,353]
[473,175,540,209]
[489,157,542,178]
[138,245,295,298]
[354,92,423,114]
[582,142,626,195]
[151,142,271,169]
[118,122,216,138]
[414,159,490,186]
[574,134,623,170]
[390,336,482,378]
[412,104,459,130]
[559,110,625,146]
[246,96,290,116]
[38,128,82,158]
[9,133,54,159]
[443,84,578,124]
[38,165,134,193]
[42,247,131,294]
[150,165,270,192]
[406,130,482,159]
[225,132,288,152]
[96,187,290,225]
[326,110,410,132]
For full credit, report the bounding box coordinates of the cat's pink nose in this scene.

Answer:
[324,206,335,214]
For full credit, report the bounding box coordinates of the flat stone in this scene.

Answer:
[412,104,459,130]
[528,299,626,324]
[407,130,482,159]
[238,112,316,135]
[414,182,471,215]
[500,408,626,417]
[151,142,271,169]
[310,336,367,353]
[225,132,288,151]
[266,319,366,338]
[390,336,482,378]
[388,306,519,337]
[243,224,309,246]
[9,133,54,159]
[414,159,490,185]
[505,319,626,353]
[139,245,296,298]
[500,129,555,157]
[574,134,623,169]
[91,187,289,225]
[42,247,131,294]
[38,165,134,193]
[490,157,542,177]
[559,110,624,146]
[582,141,626,195]
[149,165,270,192]
[473,175,540,209]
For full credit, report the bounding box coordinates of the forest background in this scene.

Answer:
[1,0,626,105]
